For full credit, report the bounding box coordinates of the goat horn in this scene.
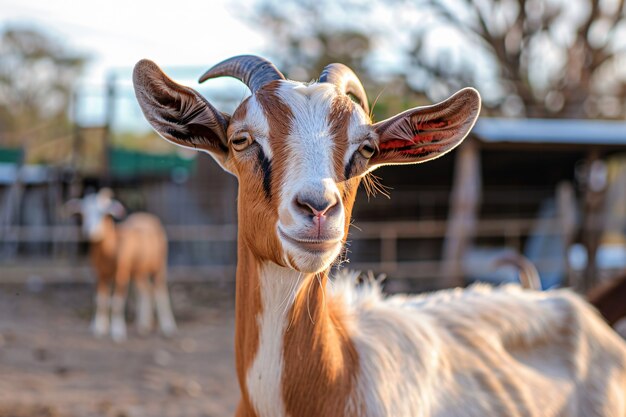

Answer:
[199,55,285,93]
[320,63,370,115]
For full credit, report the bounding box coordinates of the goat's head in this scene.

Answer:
[133,56,480,273]
[65,188,126,241]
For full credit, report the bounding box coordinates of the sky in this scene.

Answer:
[0,0,268,83]
[0,0,270,127]
[0,0,491,128]
[4,0,622,126]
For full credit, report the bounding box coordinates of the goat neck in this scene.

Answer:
[90,216,118,259]
[234,238,358,417]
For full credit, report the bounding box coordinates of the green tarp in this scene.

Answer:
[109,149,196,178]
[0,147,195,178]
[0,148,22,164]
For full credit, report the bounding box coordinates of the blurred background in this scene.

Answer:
[0,0,625,416]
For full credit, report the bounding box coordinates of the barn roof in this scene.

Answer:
[472,118,626,146]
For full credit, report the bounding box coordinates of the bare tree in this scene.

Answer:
[242,0,436,119]
[419,0,626,118]
[247,0,626,118]
[0,27,87,146]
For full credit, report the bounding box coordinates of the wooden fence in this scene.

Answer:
[0,218,569,284]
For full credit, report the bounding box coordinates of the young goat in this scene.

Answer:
[66,189,176,341]
[134,56,626,417]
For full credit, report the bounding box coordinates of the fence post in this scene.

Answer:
[441,138,481,288]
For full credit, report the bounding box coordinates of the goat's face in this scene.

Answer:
[65,189,125,242]
[133,56,481,273]
[224,81,369,272]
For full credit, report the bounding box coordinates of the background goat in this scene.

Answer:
[66,188,176,342]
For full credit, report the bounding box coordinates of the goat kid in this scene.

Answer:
[133,56,626,417]
[66,189,176,342]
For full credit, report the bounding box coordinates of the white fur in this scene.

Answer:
[273,83,346,271]
[110,294,127,342]
[329,272,626,417]
[344,107,373,168]
[154,286,177,337]
[81,194,108,240]
[136,283,153,335]
[246,263,304,417]
[235,95,274,160]
[239,265,626,416]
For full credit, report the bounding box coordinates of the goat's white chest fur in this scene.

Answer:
[246,264,304,417]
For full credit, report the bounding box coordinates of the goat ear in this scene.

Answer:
[107,200,126,219]
[133,59,231,170]
[369,88,480,168]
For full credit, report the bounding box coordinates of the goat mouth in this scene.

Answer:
[278,228,341,254]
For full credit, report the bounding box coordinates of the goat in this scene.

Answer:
[66,188,176,342]
[133,56,626,417]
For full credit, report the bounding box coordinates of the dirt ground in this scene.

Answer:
[0,282,239,417]
[1,279,625,417]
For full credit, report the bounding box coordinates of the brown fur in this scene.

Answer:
[337,179,360,241]
[234,244,262,417]
[282,273,359,417]
[89,216,118,283]
[232,82,293,267]
[328,94,361,239]
[90,212,172,340]
[91,213,168,295]
[328,94,353,180]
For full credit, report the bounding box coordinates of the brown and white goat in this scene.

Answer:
[66,189,176,341]
[134,56,626,417]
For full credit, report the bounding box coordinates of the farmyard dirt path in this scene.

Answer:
[0,283,239,417]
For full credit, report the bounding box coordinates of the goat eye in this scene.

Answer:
[231,133,253,151]
[358,142,375,159]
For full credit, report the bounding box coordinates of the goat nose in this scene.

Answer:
[294,194,339,218]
